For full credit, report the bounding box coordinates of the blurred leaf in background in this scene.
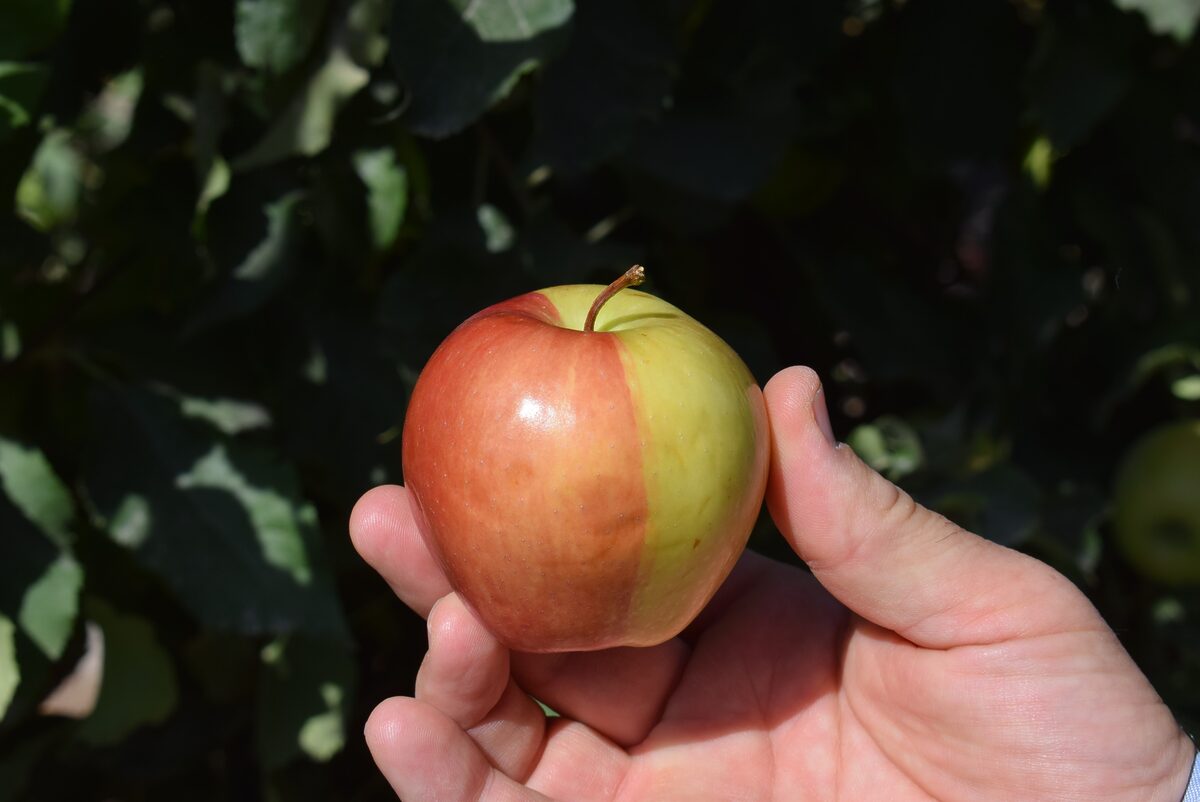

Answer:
[2,0,1200,796]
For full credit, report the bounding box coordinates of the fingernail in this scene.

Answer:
[813,385,835,446]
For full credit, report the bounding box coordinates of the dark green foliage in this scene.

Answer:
[2,0,1200,797]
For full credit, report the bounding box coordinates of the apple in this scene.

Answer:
[401,267,770,652]
[1112,419,1200,585]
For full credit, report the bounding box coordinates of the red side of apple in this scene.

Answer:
[402,292,652,651]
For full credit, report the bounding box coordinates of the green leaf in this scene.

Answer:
[1172,374,1200,400]
[236,50,367,170]
[0,438,81,661]
[530,0,674,174]
[847,416,925,482]
[455,0,573,40]
[83,385,347,638]
[476,203,514,253]
[1023,135,1056,189]
[17,555,82,660]
[1097,344,1200,421]
[921,465,1041,547]
[0,436,74,547]
[175,446,314,587]
[76,67,144,152]
[352,147,407,251]
[270,303,409,503]
[390,0,574,137]
[176,392,273,435]
[235,0,387,169]
[1027,13,1133,150]
[232,191,305,282]
[14,128,84,231]
[0,62,49,141]
[193,62,233,219]
[1112,0,1200,42]
[76,598,178,745]
[0,536,81,662]
[1034,482,1106,576]
[257,635,354,767]
[236,0,330,74]
[186,189,306,335]
[0,0,73,60]
[0,615,17,721]
[1,319,19,362]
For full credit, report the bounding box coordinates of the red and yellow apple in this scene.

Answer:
[1113,419,1200,586]
[401,268,770,652]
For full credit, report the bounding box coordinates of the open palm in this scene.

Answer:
[351,367,1195,801]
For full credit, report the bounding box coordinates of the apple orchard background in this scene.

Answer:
[2,0,1200,797]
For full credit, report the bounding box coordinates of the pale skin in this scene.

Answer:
[350,366,1197,801]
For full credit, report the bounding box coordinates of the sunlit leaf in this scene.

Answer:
[1112,0,1200,41]
[175,445,313,587]
[1097,344,1200,422]
[17,555,82,660]
[76,68,144,152]
[391,0,574,137]
[352,147,407,251]
[177,393,273,435]
[1172,375,1200,400]
[847,416,925,482]
[257,635,354,767]
[0,437,73,547]
[1023,135,1055,189]
[235,0,387,168]
[234,50,367,169]
[458,0,573,40]
[0,615,17,721]
[14,129,84,231]
[0,438,80,661]
[76,599,178,745]
[186,189,306,335]
[84,386,347,638]
[477,203,514,253]
[233,193,305,278]
[234,50,362,169]
[236,0,329,74]
[192,62,233,219]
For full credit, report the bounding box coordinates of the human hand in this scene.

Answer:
[351,366,1196,801]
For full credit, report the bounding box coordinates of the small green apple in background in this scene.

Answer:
[401,266,770,653]
[1112,419,1200,585]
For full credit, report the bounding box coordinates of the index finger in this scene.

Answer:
[350,484,451,617]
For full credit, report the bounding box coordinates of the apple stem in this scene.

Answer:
[584,265,646,333]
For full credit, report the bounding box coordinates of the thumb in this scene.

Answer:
[764,366,1098,648]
